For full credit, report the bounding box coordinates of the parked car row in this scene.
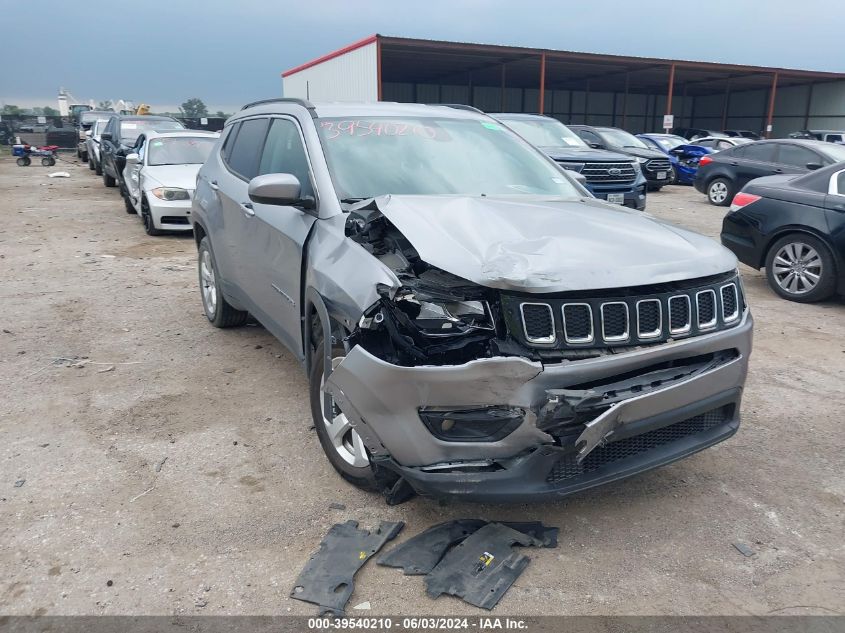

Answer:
[84,112,217,235]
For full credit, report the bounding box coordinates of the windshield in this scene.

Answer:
[598,128,649,149]
[498,117,586,148]
[92,119,109,135]
[822,143,845,162]
[316,117,582,200]
[147,136,216,166]
[120,119,184,144]
[652,135,688,151]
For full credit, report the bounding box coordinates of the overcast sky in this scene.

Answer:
[2,0,840,111]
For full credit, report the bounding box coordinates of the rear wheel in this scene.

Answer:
[765,234,837,303]
[197,237,248,327]
[41,156,55,167]
[95,158,103,176]
[16,156,31,167]
[88,155,95,171]
[707,177,734,206]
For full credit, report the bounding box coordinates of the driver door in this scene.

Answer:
[239,117,319,359]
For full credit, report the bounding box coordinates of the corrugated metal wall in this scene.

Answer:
[283,41,378,102]
[382,79,845,136]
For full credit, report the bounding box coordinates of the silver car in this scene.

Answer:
[191,99,753,503]
[123,130,218,235]
[85,118,110,175]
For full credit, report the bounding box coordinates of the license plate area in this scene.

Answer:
[657,171,667,179]
[607,193,625,204]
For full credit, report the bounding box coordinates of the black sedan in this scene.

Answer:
[721,163,845,302]
[695,139,845,206]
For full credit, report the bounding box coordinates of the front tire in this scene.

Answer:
[309,342,379,491]
[95,158,103,176]
[88,156,95,171]
[707,177,734,206]
[103,165,115,187]
[141,197,162,236]
[197,237,248,327]
[765,234,837,303]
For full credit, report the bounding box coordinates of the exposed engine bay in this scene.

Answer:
[344,200,515,366]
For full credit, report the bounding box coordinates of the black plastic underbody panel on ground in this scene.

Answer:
[378,520,558,575]
[424,523,544,610]
[290,520,404,615]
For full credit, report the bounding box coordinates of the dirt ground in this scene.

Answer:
[1,153,843,617]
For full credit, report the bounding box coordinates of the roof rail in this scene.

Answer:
[240,98,316,116]
[436,103,486,114]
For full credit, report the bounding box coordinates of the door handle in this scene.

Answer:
[729,162,738,166]
[240,202,255,217]
[209,180,219,191]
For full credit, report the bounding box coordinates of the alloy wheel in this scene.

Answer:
[319,358,369,468]
[709,181,728,203]
[200,249,218,316]
[772,242,822,295]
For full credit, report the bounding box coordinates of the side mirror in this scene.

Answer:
[101,132,112,141]
[248,173,305,206]
[806,162,822,171]
[588,142,605,150]
[125,153,140,164]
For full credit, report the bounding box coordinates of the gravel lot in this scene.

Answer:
[1,153,843,617]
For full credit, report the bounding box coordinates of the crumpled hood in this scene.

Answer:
[142,164,200,191]
[539,145,633,163]
[369,195,737,293]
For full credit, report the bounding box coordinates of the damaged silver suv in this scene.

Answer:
[192,99,753,503]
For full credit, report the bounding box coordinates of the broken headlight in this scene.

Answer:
[399,297,494,336]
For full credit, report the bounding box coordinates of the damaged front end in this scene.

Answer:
[323,198,753,502]
[344,200,507,367]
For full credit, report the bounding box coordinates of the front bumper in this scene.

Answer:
[326,312,753,501]
[587,183,647,210]
[147,197,193,232]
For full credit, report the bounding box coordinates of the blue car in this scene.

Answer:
[637,133,712,185]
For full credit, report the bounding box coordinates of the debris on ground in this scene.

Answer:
[291,520,404,615]
[352,601,371,610]
[154,457,168,473]
[423,523,545,610]
[378,519,558,575]
[14,479,26,488]
[733,542,756,557]
[47,172,70,178]
[97,365,115,373]
[328,502,346,511]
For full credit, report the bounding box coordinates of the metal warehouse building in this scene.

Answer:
[282,35,845,138]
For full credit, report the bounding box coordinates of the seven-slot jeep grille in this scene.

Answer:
[504,275,744,350]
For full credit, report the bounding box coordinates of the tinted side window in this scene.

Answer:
[227,118,270,180]
[697,139,715,148]
[258,119,314,199]
[777,144,821,168]
[741,143,777,162]
[221,123,240,163]
[578,129,602,144]
[838,172,845,194]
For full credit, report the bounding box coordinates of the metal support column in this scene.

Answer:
[538,53,546,114]
[765,72,779,138]
[665,63,676,125]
